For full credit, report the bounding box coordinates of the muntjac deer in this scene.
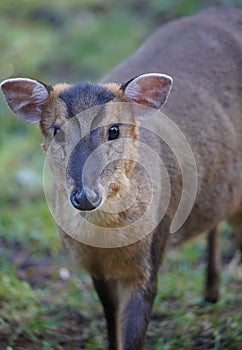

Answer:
[1,7,242,350]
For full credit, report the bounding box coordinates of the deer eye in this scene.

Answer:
[108,124,119,140]
[53,125,65,142]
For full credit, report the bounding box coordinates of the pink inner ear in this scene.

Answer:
[124,74,172,109]
[1,78,49,123]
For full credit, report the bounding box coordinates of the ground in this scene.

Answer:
[0,231,241,349]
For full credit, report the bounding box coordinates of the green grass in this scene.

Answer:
[1,233,241,349]
[0,0,242,349]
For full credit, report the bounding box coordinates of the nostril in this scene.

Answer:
[70,187,102,211]
[70,189,84,210]
[85,187,102,206]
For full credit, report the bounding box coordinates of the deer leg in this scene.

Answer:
[92,278,119,350]
[204,226,221,303]
[228,213,242,264]
[236,231,242,261]
[227,213,242,274]
[120,274,158,350]
[231,228,242,266]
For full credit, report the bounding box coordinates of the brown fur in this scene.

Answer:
[40,84,70,140]
[2,7,242,350]
[44,8,242,348]
[39,81,152,289]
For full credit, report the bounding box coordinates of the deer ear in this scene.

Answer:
[1,78,50,123]
[122,73,173,109]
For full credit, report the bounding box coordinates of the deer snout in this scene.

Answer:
[70,187,102,211]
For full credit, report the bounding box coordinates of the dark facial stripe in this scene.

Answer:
[59,82,116,117]
[66,126,103,189]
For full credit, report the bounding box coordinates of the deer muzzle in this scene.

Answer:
[70,186,102,211]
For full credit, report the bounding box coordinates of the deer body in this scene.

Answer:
[1,7,242,350]
[102,7,242,241]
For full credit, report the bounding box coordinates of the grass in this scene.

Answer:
[0,0,242,349]
[0,232,241,349]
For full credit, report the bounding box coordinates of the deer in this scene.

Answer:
[1,7,242,350]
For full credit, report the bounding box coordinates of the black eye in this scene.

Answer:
[53,125,65,142]
[53,125,60,136]
[108,124,119,140]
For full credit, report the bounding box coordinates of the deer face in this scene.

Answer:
[1,74,172,214]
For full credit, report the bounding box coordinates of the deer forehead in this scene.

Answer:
[41,82,125,132]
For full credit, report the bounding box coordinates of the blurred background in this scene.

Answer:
[0,1,242,349]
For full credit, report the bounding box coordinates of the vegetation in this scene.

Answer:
[0,0,241,349]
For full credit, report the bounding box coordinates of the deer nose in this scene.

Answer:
[70,187,102,211]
